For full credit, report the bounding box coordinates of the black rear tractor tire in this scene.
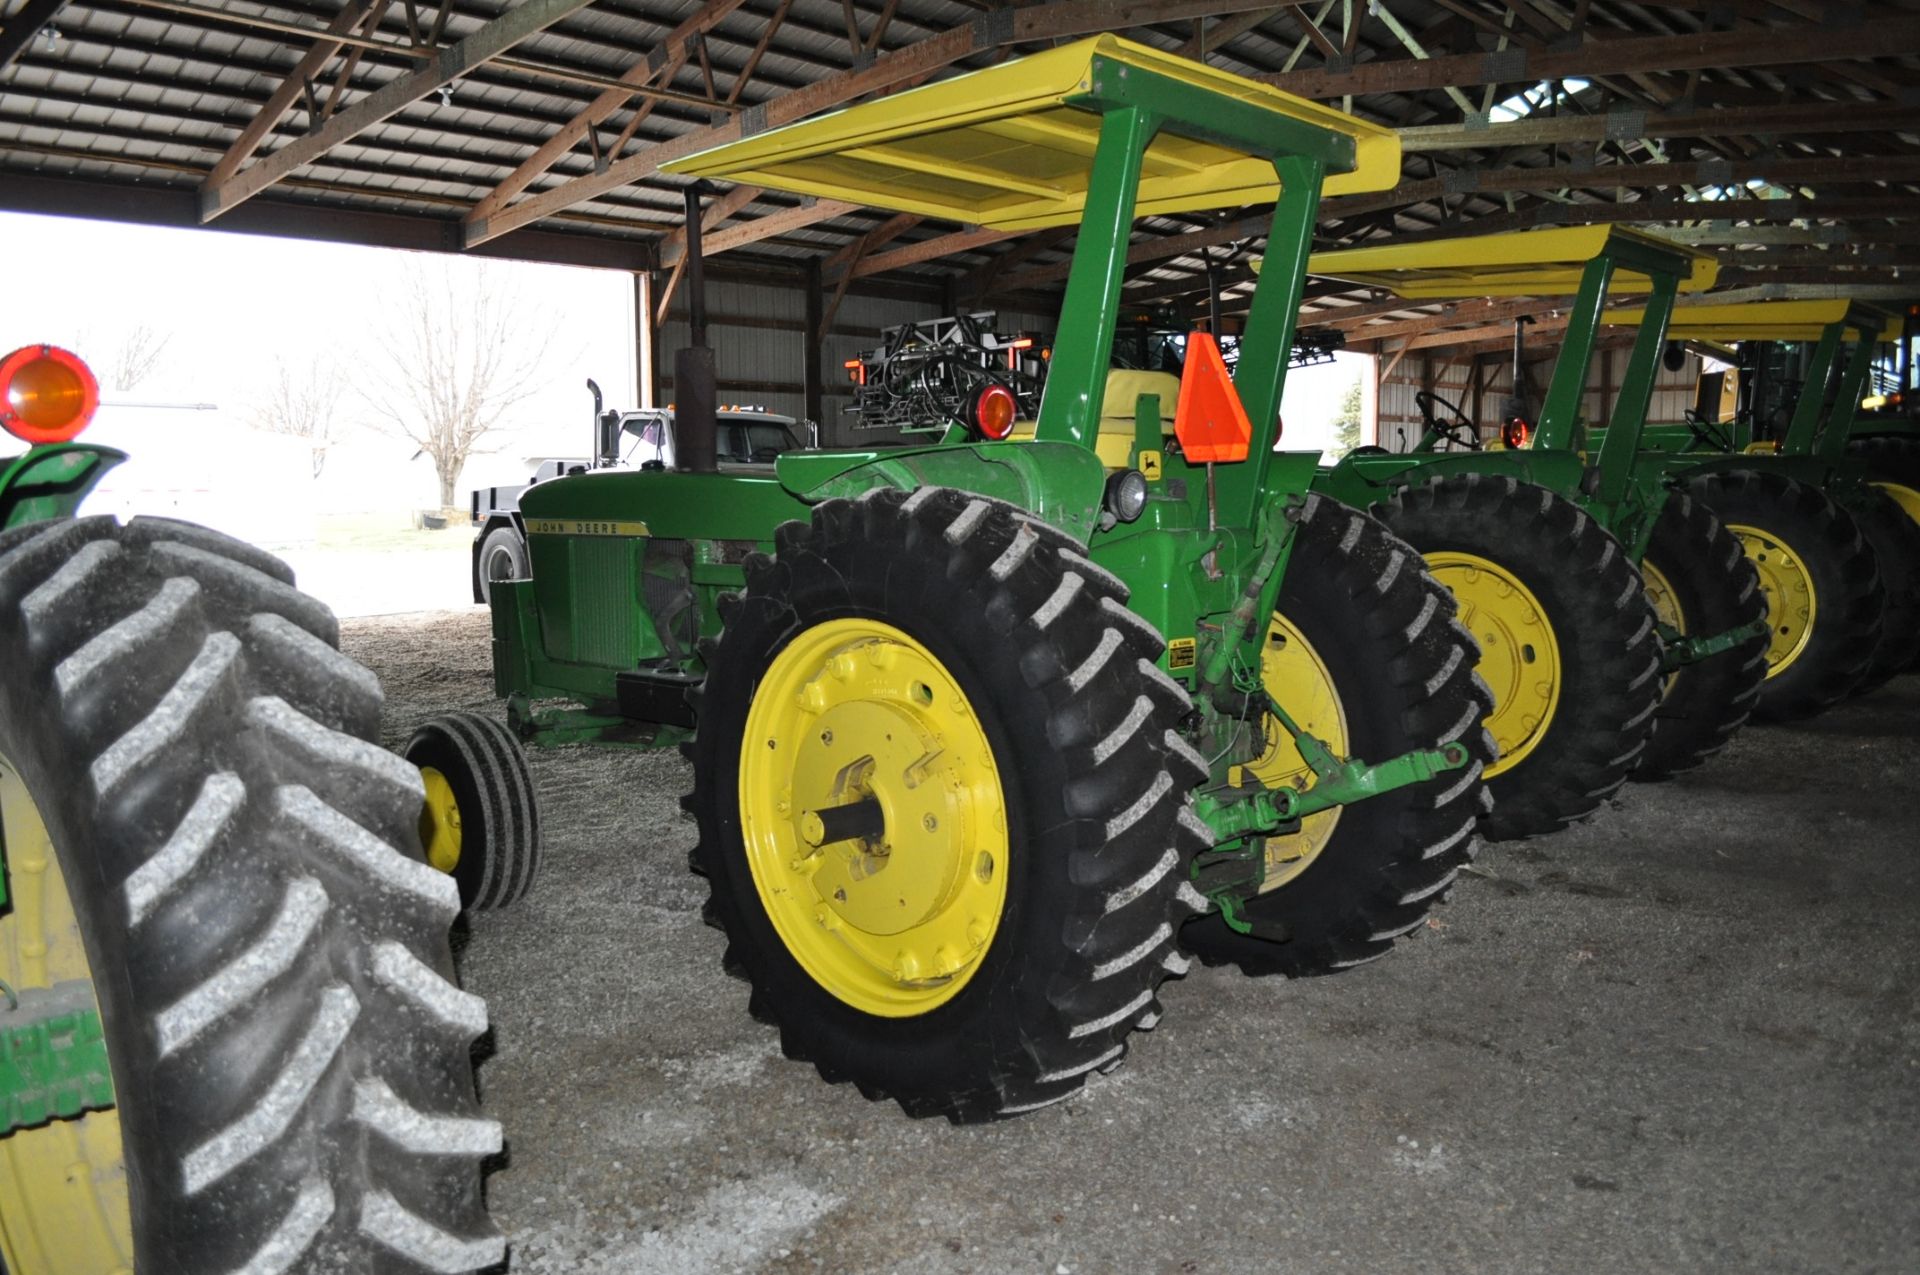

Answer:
[476,525,528,606]
[1847,435,1920,531]
[1687,469,1885,721]
[1374,473,1663,841]
[1175,494,1495,977]
[404,711,542,911]
[1634,490,1770,780]
[1844,485,1920,690]
[0,515,502,1273]
[687,488,1209,1121]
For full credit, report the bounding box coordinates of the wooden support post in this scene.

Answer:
[804,259,825,438]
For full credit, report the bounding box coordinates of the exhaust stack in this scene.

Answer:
[588,378,621,468]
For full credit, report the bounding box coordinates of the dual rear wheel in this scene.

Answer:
[688,488,1492,1118]
[1374,474,1662,841]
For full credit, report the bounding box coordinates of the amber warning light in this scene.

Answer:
[0,345,100,445]
[1501,416,1533,450]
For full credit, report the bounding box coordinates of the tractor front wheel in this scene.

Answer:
[476,525,528,606]
[687,488,1208,1121]
[1375,474,1662,841]
[1688,470,1885,721]
[1177,494,1494,976]
[1634,490,1769,780]
[404,711,542,911]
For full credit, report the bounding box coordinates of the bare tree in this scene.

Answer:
[106,324,172,393]
[250,358,343,478]
[362,262,554,509]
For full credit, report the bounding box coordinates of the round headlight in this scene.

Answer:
[1104,468,1149,523]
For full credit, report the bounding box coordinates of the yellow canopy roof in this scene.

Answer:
[1606,298,1902,342]
[662,35,1399,231]
[1307,226,1718,297]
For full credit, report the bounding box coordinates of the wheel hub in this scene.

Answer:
[1425,552,1561,776]
[740,620,1008,1015]
[417,766,463,874]
[1728,524,1816,678]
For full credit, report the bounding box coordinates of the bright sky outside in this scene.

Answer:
[4,208,1372,611]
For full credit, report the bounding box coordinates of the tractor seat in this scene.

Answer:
[1008,370,1181,468]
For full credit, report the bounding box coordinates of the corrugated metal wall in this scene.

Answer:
[653,280,1055,447]
[1375,341,1706,451]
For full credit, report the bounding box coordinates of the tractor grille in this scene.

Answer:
[563,538,639,668]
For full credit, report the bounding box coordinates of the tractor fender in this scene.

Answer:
[777,440,1110,544]
[0,443,127,533]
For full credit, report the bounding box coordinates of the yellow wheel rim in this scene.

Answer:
[1728,523,1817,679]
[738,618,1009,1017]
[1873,480,1920,531]
[418,766,463,874]
[1641,559,1685,703]
[1239,614,1347,892]
[1426,552,1561,777]
[0,754,134,1275]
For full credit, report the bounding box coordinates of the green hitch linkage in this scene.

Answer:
[1188,710,1472,936]
[1657,617,1771,673]
[1195,496,1302,706]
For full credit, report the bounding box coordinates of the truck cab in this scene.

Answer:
[469,398,807,603]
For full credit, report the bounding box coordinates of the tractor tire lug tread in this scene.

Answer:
[0,518,500,1272]
[688,485,1201,1120]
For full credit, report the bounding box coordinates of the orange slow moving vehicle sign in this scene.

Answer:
[1173,332,1251,463]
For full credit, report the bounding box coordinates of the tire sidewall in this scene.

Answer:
[478,527,528,604]
[694,516,1091,1100]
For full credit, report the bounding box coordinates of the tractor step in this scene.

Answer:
[614,665,702,729]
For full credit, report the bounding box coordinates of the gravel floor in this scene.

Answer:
[346,609,1920,1275]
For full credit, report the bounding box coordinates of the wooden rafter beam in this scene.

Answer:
[465,0,754,231]
[1399,99,1919,154]
[200,0,379,190]
[464,0,1298,247]
[0,0,68,73]
[200,0,596,222]
[1258,17,1920,99]
[700,198,862,255]
[823,211,919,274]
[846,226,1016,280]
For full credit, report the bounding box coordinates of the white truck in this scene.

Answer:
[468,380,808,602]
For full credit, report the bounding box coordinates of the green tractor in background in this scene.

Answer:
[1607,298,1920,691]
[1298,228,1769,839]
[1845,308,1920,521]
[0,346,507,1271]
[488,35,1495,1120]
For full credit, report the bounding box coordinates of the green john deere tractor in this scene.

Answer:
[0,344,510,1273]
[1845,307,1920,522]
[1299,227,1770,829]
[1607,298,1918,692]
[487,35,1495,1119]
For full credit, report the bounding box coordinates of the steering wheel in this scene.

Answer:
[1415,389,1482,451]
[1683,408,1732,452]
